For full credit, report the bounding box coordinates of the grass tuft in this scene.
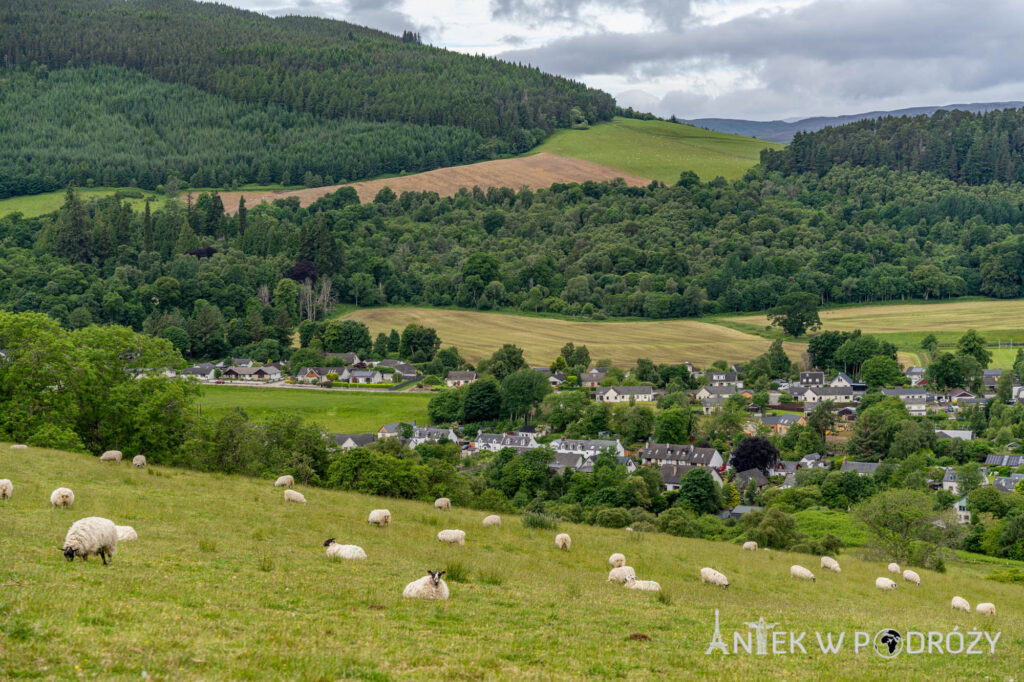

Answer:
[521,512,558,530]
[444,560,470,583]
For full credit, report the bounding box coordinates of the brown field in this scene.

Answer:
[218,154,649,214]
[342,307,803,367]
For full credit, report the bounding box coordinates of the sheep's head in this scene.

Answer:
[323,538,336,547]
[61,546,77,561]
[428,570,445,586]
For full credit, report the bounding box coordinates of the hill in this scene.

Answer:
[2,444,1022,678]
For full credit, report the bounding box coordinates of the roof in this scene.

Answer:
[708,371,738,381]
[701,385,736,396]
[800,452,822,462]
[993,474,1024,492]
[553,438,620,452]
[761,415,800,427]
[936,430,973,441]
[801,371,824,379]
[774,461,799,474]
[349,369,380,378]
[942,468,958,483]
[596,385,654,396]
[643,443,720,466]
[549,452,582,470]
[446,370,478,381]
[881,388,927,398]
[331,433,375,447]
[734,469,770,488]
[840,460,880,475]
[717,505,763,519]
[324,352,360,363]
[985,454,1024,467]
[659,463,697,485]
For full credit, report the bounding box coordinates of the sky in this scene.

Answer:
[220,0,1024,121]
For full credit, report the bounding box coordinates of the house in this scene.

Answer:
[985,454,1024,467]
[701,396,730,414]
[772,460,800,477]
[800,371,825,387]
[840,460,880,476]
[446,370,478,387]
[375,359,418,379]
[408,426,459,447]
[551,438,625,458]
[595,385,654,403]
[515,425,546,439]
[799,452,827,469]
[180,363,217,380]
[348,369,384,384]
[708,371,742,388]
[993,474,1024,493]
[983,369,1002,390]
[324,352,360,365]
[221,366,281,382]
[835,405,858,422]
[904,366,926,384]
[474,432,539,453]
[377,422,414,438]
[297,367,348,383]
[641,443,724,469]
[231,358,253,368]
[733,469,770,492]
[717,505,763,521]
[881,388,928,416]
[695,385,736,401]
[549,452,583,473]
[947,388,976,403]
[936,429,974,441]
[580,368,609,388]
[531,367,568,387]
[745,414,803,436]
[941,468,961,495]
[801,386,856,404]
[331,433,376,450]
[659,463,723,490]
[830,372,867,391]
[954,495,971,524]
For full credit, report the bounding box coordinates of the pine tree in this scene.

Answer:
[54,187,91,263]
[723,481,741,508]
[237,195,247,238]
[142,200,154,253]
[174,221,200,254]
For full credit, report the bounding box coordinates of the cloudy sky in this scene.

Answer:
[221,0,1024,121]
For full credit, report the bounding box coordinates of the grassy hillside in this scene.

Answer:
[0,188,171,219]
[2,445,1022,678]
[530,117,783,183]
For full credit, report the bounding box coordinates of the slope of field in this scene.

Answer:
[0,188,170,219]
[2,445,1022,678]
[198,385,431,433]
[341,307,802,366]
[530,117,784,183]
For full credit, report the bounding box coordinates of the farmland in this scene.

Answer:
[0,188,169,219]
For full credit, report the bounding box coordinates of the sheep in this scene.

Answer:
[555,533,571,551]
[0,479,12,500]
[951,596,970,612]
[608,566,637,584]
[790,565,816,582]
[742,541,758,551]
[368,509,391,526]
[132,455,147,468]
[887,562,900,574]
[284,489,306,504]
[10,444,28,450]
[62,517,118,565]
[820,556,841,573]
[99,450,122,463]
[437,529,466,546]
[875,577,898,590]
[624,577,661,592]
[434,497,451,511]
[116,526,138,542]
[482,514,501,527]
[274,475,294,488]
[700,567,729,588]
[50,487,74,508]
[323,538,366,559]
[402,570,449,600]
[902,569,921,586]
[976,602,996,616]
[609,553,626,568]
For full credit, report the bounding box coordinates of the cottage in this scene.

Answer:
[941,468,961,495]
[551,438,625,457]
[221,366,281,382]
[983,369,1002,391]
[474,433,539,453]
[231,358,253,368]
[800,371,825,387]
[595,385,654,403]
[549,452,583,473]
[642,442,723,469]
[881,388,928,416]
[799,452,827,468]
[716,505,763,521]
[446,370,478,387]
[659,463,723,490]
[408,426,460,447]
[757,414,804,435]
[840,460,880,476]
[348,369,384,384]
[801,386,856,405]
[324,352,360,365]
[733,469,770,492]
[708,371,742,388]
[772,460,800,477]
[993,474,1024,493]
[695,385,736,401]
[580,368,609,388]
[701,396,730,414]
[375,359,418,379]
[331,433,376,450]
[954,494,971,524]
[180,363,217,380]
[298,366,349,383]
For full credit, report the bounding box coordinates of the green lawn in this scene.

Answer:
[198,385,432,433]
[530,117,783,183]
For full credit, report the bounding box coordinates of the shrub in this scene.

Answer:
[629,507,657,525]
[521,512,558,530]
[422,374,441,386]
[657,507,699,537]
[592,507,632,528]
[631,521,657,533]
[320,380,333,388]
[987,568,1024,585]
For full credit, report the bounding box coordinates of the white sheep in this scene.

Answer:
[887,562,900,574]
[482,514,501,527]
[820,556,841,573]
[951,596,970,612]
[976,602,996,616]
[608,566,637,584]
[624,577,661,592]
[116,525,138,542]
[790,565,815,582]
[368,509,391,526]
[10,444,28,450]
[50,487,74,508]
[62,517,118,565]
[0,479,12,500]
[902,569,921,585]
[132,455,147,468]
[434,497,451,510]
[700,567,729,588]
[284,489,306,504]
[742,541,758,551]
[98,450,122,463]
[609,553,626,568]
[875,577,898,590]
[323,538,366,559]
[555,533,571,550]
[437,529,466,546]
[402,570,449,600]
[274,475,294,488]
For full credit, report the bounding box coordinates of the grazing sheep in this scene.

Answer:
[284,489,306,504]
[608,566,637,584]
[902,569,921,586]
[437,529,466,546]
[132,455,147,468]
[700,567,729,588]
[976,602,995,616]
[887,562,900,574]
[62,517,118,565]
[951,596,970,612]
[820,556,841,573]
[0,479,12,500]
[875,577,898,590]
[482,514,501,527]
[609,553,626,568]
[434,497,451,511]
[742,541,758,551]
[555,533,571,551]
[274,475,294,488]
[368,509,391,526]
[10,444,28,450]
[402,570,449,600]
[323,538,366,559]
[50,487,74,508]
[624,577,661,592]
[790,565,816,582]
[116,526,138,542]
[98,450,122,463]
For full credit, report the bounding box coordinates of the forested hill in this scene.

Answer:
[760,107,1024,185]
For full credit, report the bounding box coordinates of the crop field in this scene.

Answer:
[2,444,1022,679]
[198,385,431,433]
[0,188,170,219]
[340,307,804,367]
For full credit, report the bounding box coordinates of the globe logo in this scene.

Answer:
[873,629,903,658]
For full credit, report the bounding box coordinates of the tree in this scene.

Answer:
[427,389,463,424]
[854,489,947,562]
[766,338,791,376]
[634,358,659,384]
[860,355,905,387]
[767,292,821,337]
[996,370,1014,403]
[955,329,991,369]
[321,320,371,355]
[920,333,939,354]
[611,404,655,442]
[462,377,503,423]
[722,480,741,507]
[730,436,780,475]
[53,188,91,264]
[955,461,983,497]
[654,407,692,444]
[541,391,588,431]
[479,344,527,380]
[676,468,723,515]
[501,369,551,422]
[967,486,1007,517]
[398,324,440,362]
[746,508,799,549]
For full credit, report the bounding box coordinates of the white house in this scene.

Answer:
[594,385,655,403]
[446,370,478,387]
[881,387,928,416]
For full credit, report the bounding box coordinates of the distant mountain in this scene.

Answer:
[685,102,1024,143]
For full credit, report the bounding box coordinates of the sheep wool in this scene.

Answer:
[902,569,921,585]
[608,566,637,584]
[609,553,626,568]
[555,533,571,550]
[820,556,841,573]
[742,541,758,551]
[887,562,901,574]
[99,450,122,463]
[62,517,118,565]
[368,509,391,526]
[790,565,815,582]
[875,577,898,590]
[402,571,449,600]
[10,444,28,450]
[132,455,147,468]
[700,567,729,588]
[437,529,466,546]
[624,577,661,592]
[116,525,138,542]
[951,596,970,612]
[284,489,306,503]
[434,497,451,510]
[274,475,294,488]
[0,479,12,500]
[482,514,501,527]
[324,539,366,559]
[50,487,74,508]
[976,602,996,616]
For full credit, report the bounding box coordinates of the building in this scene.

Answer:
[800,371,825,387]
[716,505,763,521]
[659,463,723,490]
[993,474,1024,493]
[551,438,625,458]
[881,387,928,416]
[474,432,539,453]
[985,454,1024,467]
[954,495,971,524]
[641,443,723,469]
[594,385,655,403]
[331,433,376,450]
[941,468,961,495]
[708,371,742,388]
[580,368,609,388]
[324,352,360,365]
[936,429,974,441]
[445,371,478,387]
[840,460,880,476]
[733,469,770,491]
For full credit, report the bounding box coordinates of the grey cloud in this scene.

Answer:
[490,0,693,30]
[501,34,528,46]
[239,0,437,39]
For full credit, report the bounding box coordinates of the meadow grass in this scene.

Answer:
[198,385,432,433]
[1,445,1022,679]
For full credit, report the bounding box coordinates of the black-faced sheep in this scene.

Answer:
[62,517,118,565]
[402,570,449,600]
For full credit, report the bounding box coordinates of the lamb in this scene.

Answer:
[820,556,841,573]
[624,577,661,592]
[437,529,466,546]
[284,489,306,504]
[368,509,391,526]
[323,538,366,559]
[875,577,898,590]
[62,517,118,565]
[790,565,815,582]
[700,567,729,588]
[10,444,28,450]
[402,570,449,600]
[887,562,900,574]
[609,553,626,568]
[274,475,294,488]
[116,525,138,542]
[608,566,637,584]
[50,487,74,508]
[98,450,122,463]
[742,541,758,551]
[976,602,995,616]
[434,497,451,511]
[902,569,921,585]
[555,533,571,551]
[951,596,970,612]
[132,455,147,468]
[0,479,12,500]
[482,514,501,527]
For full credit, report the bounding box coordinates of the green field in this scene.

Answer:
[198,385,431,433]
[2,445,1022,679]
[530,117,783,183]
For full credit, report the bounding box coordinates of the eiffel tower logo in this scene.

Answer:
[705,609,729,655]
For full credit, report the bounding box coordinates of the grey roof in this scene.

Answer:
[324,352,360,363]
[840,461,880,475]
[446,370,478,381]
[985,454,1024,467]
[993,474,1024,492]
[580,368,609,382]
[709,371,738,382]
[659,463,697,485]
[800,452,822,462]
[774,461,799,475]
[701,385,737,396]
[717,505,763,519]
[643,443,720,466]
[349,369,380,378]
[942,469,958,483]
[553,438,620,453]
[734,469,770,488]
[331,433,375,448]
[761,415,800,427]
[881,388,927,397]
[549,452,582,470]
[936,430,973,441]
[596,385,654,396]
